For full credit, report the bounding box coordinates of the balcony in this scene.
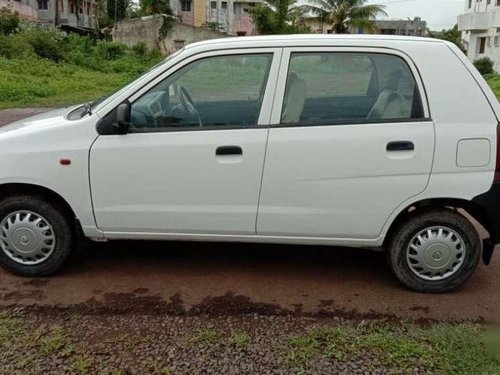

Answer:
[458,12,490,32]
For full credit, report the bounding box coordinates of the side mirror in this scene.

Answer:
[114,102,131,134]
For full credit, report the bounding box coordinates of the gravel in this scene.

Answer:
[0,307,402,375]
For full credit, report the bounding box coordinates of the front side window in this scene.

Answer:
[130,54,272,130]
[280,52,424,125]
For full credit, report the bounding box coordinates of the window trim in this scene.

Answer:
[103,48,283,134]
[269,47,431,128]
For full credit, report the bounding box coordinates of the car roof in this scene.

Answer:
[184,34,444,50]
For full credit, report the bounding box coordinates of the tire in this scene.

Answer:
[387,208,481,293]
[0,195,74,276]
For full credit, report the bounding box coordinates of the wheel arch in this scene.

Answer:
[0,183,78,224]
[383,197,493,248]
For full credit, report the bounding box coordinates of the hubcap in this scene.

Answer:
[0,211,56,265]
[406,226,466,281]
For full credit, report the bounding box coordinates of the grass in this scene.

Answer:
[284,322,500,374]
[0,57,135,109]
[230,332,252,348]
[0,311,24,343]
[185,328,221,345]
[486,73,500,100]
[38,325,67,355]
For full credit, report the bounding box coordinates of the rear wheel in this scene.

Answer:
[0,195,74,276]
[387,208,481,293]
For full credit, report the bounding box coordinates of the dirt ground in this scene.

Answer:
[0,108,499,323]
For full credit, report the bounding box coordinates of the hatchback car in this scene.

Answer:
[1,35,499,293]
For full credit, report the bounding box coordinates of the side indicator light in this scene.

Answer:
[60,159,71,166]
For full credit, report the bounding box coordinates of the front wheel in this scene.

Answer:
[387,208,481,293]
[0,195,74,276]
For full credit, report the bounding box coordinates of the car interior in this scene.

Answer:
[129,53,424,130]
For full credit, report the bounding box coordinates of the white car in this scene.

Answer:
[1,35,499,292]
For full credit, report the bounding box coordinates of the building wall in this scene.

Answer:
[0,0,38,21]
[0,0,96,30]
[459,0,500,71]
[206,0,257,35]
[193,0,205,26]
[113,16,227,55]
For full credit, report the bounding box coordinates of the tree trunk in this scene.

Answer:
[53,0,59,26]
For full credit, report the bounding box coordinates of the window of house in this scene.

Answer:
[37,0,48,10]
[497,0,500,6]
[174,40,185,50]
[469,0,472,7]
[221,1,227,9]
[480,37,487,53]
[495,36,499,46]
[488,0,492,5]
[181,0,191,11]
[130,54,273,130]
[280,52,424,125]
[210,1,216,9]
[488,36,492,47]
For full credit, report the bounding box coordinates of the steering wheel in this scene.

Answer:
[173,83,202,126]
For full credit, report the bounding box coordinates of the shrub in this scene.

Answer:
[474,57,494,75]
[0,34,32,58]
[0,7,19,35]
[24,27,65,62]
[131,41,148,57]
[93,40,127,60]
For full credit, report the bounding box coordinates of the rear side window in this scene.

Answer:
[280,52,425,125]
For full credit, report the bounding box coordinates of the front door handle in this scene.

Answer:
[387,141,414,152]
[216,145,243,156]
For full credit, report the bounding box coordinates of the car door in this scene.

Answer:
[257,47,435,240]
[90,48,281,235]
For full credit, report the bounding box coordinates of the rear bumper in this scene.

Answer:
[472,182,500,244]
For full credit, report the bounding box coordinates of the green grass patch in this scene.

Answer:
[230,332,252,348]
[38,325,67,355]
[0,311,24,344]
[486,73,500,101]
[284,322,500,374]
[185,328,221,345]
[0,57,140,108]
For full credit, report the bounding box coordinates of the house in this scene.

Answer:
[0,0,96,32]
[458,0,500,70]
[170,0,259,35]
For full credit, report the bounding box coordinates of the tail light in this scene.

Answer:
[496,123,500,182]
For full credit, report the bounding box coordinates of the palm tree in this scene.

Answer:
[250,0,310,35]
[305,0,387,34]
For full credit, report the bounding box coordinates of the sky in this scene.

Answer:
[368,0,465,31]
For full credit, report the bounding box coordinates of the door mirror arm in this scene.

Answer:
[114,102,131,134]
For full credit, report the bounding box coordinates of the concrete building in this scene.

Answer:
[458,0,500,70]
[113,15,226,54]
[305,17,428,37]
[170,0,258,35]
[371,17,427,36]
[0,0,96,32]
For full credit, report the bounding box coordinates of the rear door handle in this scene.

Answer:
[216,145,242,156]
[387,141,414,152]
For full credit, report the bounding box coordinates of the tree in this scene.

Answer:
[107,0,128,23]
[304,0,386,34]
[139,0,176,49]
[250,0,310,35]
[429,25,465,53]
